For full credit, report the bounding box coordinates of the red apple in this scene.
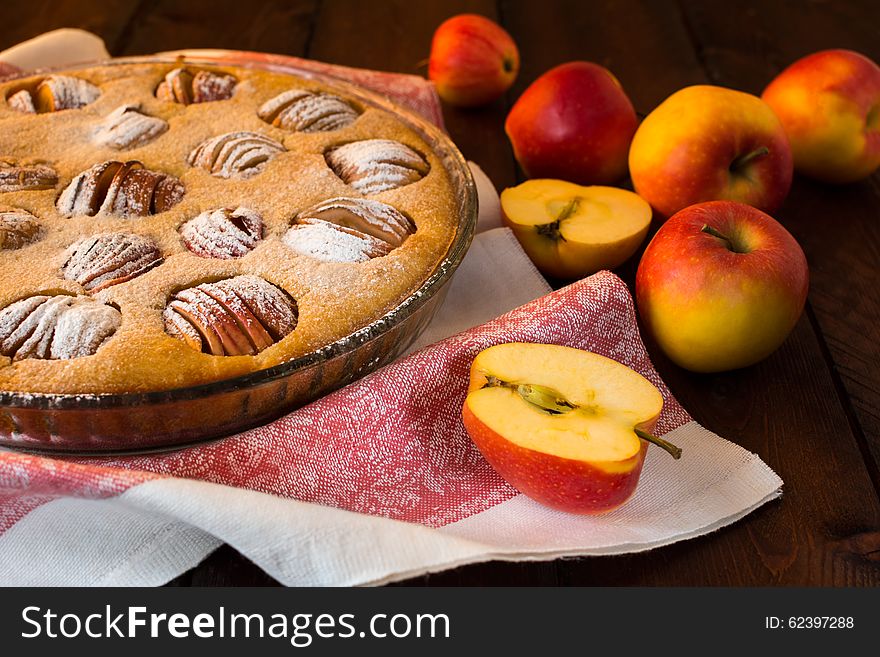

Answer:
[505,61,638,185]
[762,49,880,184]
[428,14,519,107]
[636,201,809,373]
[629,85,793,218]
[462,343,681,514]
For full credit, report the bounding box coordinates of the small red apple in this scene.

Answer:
[636,201,809,373]
[762,49,880,184]
[629,85,793,218]
[462,343,681,515]
[505,61,638,185]
[428,14,519,107]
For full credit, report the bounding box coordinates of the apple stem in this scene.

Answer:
[729,146,770,172]
[634,428,683,460]
[700,223,731,243]
[700,224,747,254]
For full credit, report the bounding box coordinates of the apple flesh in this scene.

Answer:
[762,49,880,184]
[500,179,652,279]
[636,200,809,373]
[462,343,680,514]
[505,61,638,185]
[629,85,793,219]
[428,14,519,107]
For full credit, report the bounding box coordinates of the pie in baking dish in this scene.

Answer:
[0,61,458,394]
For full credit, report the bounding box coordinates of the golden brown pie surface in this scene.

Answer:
[0,61,458,394]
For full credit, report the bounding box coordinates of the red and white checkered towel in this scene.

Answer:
[0,34,782,586]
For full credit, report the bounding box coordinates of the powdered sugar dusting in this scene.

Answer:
[156,68,237,105]
[300,197,415,246]
[51,301,121,359]
[191,70,237,103]
[153,177,185,213]
[56,162,109,216]
[325,139,428,194]
[95,105,169,150]
[10,75,99,113]
[39,75,100,111]
[61,233,164,291]
[0,159,57,192]
[56,161,184,218]
[283,219,390,263]
[258,89,359,132]
[0,209,41,250]
[180,207,263,259]
[7,89,35,113]
[0,295,120,360]
[163,275,297,356]
[216,275,298,339]
[187,132,285,179]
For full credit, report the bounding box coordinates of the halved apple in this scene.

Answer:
[462,343,680,514]
[500,179,652,279]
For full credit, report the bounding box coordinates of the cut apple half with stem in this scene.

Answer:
[500,179,652,279]
[462,342,680,514]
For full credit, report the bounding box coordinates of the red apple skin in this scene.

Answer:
[629,86,793,219]
[636,201,809,373]
[762,49,880,184]
[428,14,519,107]
[505,62,638,185]
[462,402,651,514]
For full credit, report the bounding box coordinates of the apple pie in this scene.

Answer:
[0,61,459,394]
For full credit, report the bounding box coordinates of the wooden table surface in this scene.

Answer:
[4,0,879,586]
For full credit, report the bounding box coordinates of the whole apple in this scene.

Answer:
[762,49,880,184]
[428,14,519,107]
[505,61,638,185]
[629,85,793,218]
[636,201,808,373]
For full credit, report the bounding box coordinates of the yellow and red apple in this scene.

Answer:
[462,343,681,515]
[505,62,638,185]
[636,200,809,373]
[428,14,519,107]
[629,85,793,218]
[500,179,652,279]
[762,49,880,184]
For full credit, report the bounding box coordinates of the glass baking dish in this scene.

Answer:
[0,55,477,454]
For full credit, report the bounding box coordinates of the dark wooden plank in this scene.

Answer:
[0,0,142,53]
[679,0,880,494]
[114,0,317,57]
[679,0,880,96]
[309,0,518,190]
[503,0,706,120]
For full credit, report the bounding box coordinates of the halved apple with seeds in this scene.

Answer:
[462,343,680,514]
[500,179,652,279]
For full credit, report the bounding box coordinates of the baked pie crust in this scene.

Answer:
[0,61,458,394]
